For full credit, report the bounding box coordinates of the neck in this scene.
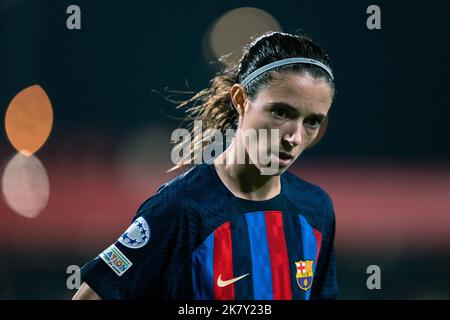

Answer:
[213,139,281,201]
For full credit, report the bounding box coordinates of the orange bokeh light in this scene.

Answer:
[5,84,53,155]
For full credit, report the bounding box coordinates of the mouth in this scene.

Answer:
[278,152,294,160]
[274,151,294,166]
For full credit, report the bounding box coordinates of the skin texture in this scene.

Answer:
[214,72,333,201]
[72,282,101,300]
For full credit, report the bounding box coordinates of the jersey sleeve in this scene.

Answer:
[80,196,183,299]
[311,198,338,300]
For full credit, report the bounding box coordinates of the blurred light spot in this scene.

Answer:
[205,7,282,66]
[1,152,50,218]
[5,84,53,155]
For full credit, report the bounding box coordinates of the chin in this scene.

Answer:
[257,162,289,176]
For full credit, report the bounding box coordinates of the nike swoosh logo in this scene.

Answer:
[217,273,250,287]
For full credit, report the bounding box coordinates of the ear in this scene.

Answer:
[229,84,247,116]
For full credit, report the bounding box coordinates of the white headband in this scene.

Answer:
[240,57,334,87]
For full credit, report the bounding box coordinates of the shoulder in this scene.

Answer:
[282,170,335,224]
[134,163,212,220]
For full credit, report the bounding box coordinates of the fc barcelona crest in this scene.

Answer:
[295,260,314,291]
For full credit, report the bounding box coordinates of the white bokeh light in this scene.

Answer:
[1,152,50,218]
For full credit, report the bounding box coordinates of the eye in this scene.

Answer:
[304,117,323,129]
[271,109,288,120]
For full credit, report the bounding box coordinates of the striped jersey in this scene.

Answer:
[80,163,337,299]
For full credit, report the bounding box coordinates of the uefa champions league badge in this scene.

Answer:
[118,216,150,249]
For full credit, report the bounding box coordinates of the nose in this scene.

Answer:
[284,120,302,148]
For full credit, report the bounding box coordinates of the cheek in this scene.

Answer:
[241,110,268,130]
[303,129,320,146]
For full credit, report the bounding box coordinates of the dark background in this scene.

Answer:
[0,0,449,299]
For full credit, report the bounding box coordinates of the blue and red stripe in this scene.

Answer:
[264,211,292,300]
[245,211,292,300]
[192,212,323,300]
[298,215,322,300]
[213,221,235,300]
[245,212,274,299]
[231,214,254,299]
[192,232,214,299]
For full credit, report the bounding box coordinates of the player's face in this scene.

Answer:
[240,72,333,174]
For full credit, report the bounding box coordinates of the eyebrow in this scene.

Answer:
[267,102,327,119]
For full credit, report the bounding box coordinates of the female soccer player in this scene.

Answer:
[73,31,337,300]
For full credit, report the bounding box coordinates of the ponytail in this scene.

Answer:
[168,64,239,172]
